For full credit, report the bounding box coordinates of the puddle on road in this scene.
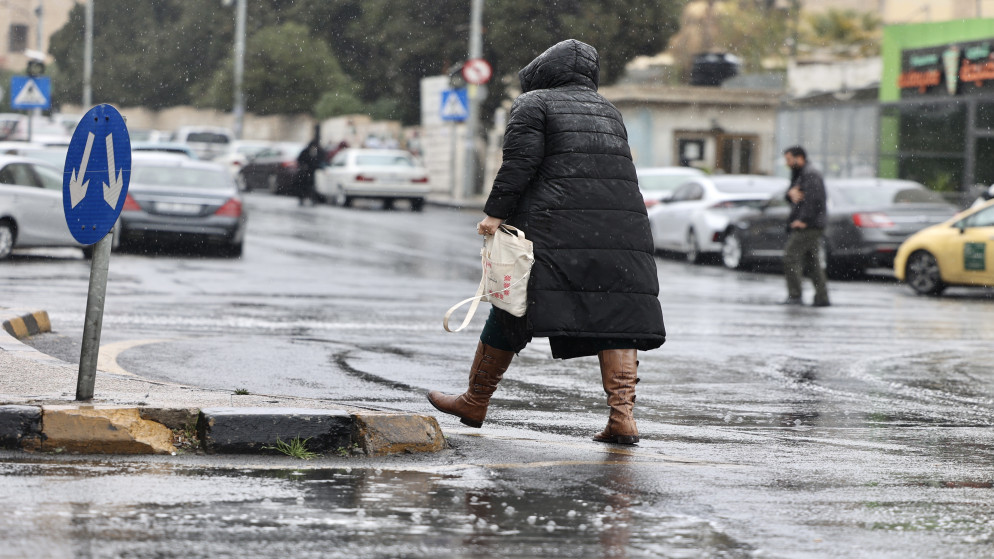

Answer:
[1,460,754,559]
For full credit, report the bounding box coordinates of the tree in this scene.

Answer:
[802,9,881,58]
[47,1,686,124]
[195,23,355,116]
[48,0,231,108]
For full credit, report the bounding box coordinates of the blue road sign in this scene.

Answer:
[63,105,131,245]
[10,76,51,110]
[441,89,469,122]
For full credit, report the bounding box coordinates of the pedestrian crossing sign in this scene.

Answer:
[441,89,469,122]
[10,76,51,110]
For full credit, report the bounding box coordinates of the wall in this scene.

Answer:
[601,84,780,175]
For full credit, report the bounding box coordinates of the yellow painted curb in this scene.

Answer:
[2,310,51,339]
[40,406,177,455]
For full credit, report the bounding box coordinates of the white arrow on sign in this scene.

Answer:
[103,133,124,208]
[69,132,95,208]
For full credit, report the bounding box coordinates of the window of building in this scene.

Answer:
[8,24,28,53]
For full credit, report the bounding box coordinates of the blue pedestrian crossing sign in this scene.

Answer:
[63,104,132,245]
[10,76,51,110]
[441,89,469,122]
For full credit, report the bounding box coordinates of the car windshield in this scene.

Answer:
[356,154,415,167]
[638,173,700,192]
[712,178,785,194]
[832,185,947,206]
[132,165,230,188]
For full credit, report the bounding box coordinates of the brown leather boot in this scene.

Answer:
[593,349,640,445]
[427,341,514,428]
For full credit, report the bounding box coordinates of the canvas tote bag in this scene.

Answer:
[443,225,535,332]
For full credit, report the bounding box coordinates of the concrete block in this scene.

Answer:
[2,310,51,339]
[198,407,353,454]
[139,408,200,431]
[353,413,446,456]
[0,405,42,449]
[41,406,177,455]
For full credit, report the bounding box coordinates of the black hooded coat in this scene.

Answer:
[483,39,666,359]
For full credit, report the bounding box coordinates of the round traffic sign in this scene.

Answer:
[62,104,132,245]
[462,58,493,85]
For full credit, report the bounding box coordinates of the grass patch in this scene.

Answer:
[233,388,250,395]
[263,436,320,460]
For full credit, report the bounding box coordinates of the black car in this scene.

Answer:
[720,178,958,277]
[238,142,304,194]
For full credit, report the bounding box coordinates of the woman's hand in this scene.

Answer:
[477,215,504,236]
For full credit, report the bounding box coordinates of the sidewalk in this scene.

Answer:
[0,309,445,457]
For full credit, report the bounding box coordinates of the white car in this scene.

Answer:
[316,148,430,211]
[171,126,234,160]
[636,166,705,208]
[648,175,785,263]
[0,155,81,259]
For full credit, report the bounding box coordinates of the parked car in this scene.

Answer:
[238,142,305,194]
[0,142,68,168]
[171,126,234,160]
[316,148,430,211]
[894,198,994,295]
[648,175,785,262]
[118,154,246,257]
[0,155,81,259]
[213,140,273,186]
[636,166,705,208]
[720,178,958,277]
[131,142,198,159]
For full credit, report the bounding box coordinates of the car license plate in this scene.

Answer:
[155,202,202,215]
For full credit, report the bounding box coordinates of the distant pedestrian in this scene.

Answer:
[295,140,325,206]
[427,39,666,445]
[782,146,830,307]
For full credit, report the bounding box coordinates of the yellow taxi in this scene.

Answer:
[894,198,994,295]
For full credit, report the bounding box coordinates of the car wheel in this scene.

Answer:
[721,230,747,270]
[0,221,15,260]
[906,250,945,295]
[411,198,425,212]
[333,186,352,208]
[382,198,395,210]
[685,229,702,264]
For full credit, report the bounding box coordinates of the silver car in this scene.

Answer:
[118,154,247,257]
[0,154,81,259]
[316,148,430,211]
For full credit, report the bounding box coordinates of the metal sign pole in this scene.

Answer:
[76,232,112,400]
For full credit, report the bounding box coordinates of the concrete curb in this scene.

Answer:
[2,310,51,339]
[0,309,447,457]
[0,403,446,456]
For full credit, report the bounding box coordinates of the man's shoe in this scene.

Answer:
[812,300,831,307]
[779,297,803,305]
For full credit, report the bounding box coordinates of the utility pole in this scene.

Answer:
[463,0,483,199]
[35,2,43,52]
[233,0,246,139]
[83,0,93,107]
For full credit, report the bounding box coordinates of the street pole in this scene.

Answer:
[83,0,93,107]
[233,0,246,140]
[76,232,112,401]
[463,0,483,199]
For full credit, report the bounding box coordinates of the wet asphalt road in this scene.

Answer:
[3,192,994,558]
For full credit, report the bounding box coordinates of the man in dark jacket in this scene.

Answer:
[782,146,830,307]
[295,140,325,206]
[428,39,666,445]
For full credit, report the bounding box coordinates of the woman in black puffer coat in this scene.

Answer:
[428,39,666,445]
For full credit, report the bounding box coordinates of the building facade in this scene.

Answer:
[0,0,76,73]
[880,18,994,197]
